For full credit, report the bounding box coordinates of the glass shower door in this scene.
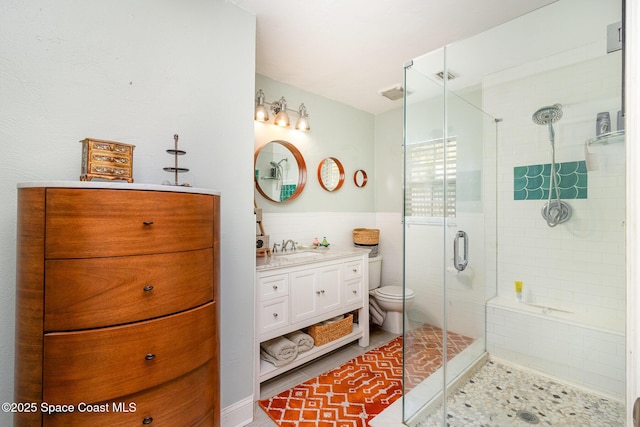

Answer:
[402,48,497,425]
[441,73,498,421]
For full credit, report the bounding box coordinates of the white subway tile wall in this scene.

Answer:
[486,302,625,399]
[484,51,625,323]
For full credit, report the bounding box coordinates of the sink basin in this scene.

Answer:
[276,250,320,259]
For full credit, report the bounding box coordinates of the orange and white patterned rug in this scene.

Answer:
[259,324,474,426]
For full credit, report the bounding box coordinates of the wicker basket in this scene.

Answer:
[307,314,353,346]
[353,228,380,245]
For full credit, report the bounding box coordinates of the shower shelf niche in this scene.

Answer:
[587,129,625,146]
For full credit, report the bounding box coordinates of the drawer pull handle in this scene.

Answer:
[272,285,278,290]
[273,313,278,318]
[143,221,154,225]
[142,416,154,424]
[352,268,358,273]
[352,290,357,294]
[316,290,325,295]
[145,353,156,361]
[143,285,154,292]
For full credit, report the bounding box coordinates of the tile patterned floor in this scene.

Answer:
[416,360,625,427]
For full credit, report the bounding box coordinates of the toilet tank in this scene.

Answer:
[368,255,382,290]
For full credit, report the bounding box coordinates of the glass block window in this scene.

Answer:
[405,138,457,218]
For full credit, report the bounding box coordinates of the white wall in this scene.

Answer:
[0,1,256,424]
[485,51,626,326]
[373,108,405,288]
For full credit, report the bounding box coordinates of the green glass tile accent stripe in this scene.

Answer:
[514,160,587,200]
[279,184,297,201]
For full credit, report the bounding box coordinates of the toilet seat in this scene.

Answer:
[374,286,414,299]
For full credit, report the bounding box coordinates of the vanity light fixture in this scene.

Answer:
[272,97,290,127]
[254,89,310,131]
[295,103,310,131]
[254,89,270,122]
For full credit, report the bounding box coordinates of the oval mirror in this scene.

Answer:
[354,169,368,188]
[254,140,307,203]
[317,157,345,192]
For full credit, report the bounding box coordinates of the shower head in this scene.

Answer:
[533,103,563,145]
[532,104,563,125]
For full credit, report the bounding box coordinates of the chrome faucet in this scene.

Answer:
[282,239,296,251]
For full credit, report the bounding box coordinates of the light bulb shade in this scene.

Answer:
[275,110,290,127]
[295,103,310,131]
[274,96,290,127]
[254,89,269,121]
[255,105,269,121]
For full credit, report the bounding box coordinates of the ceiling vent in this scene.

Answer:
[435,71,458,81]
[378,84,409,101]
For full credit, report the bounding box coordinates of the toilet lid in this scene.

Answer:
[375,286,414,299]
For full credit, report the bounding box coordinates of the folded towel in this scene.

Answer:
[260,349,298,367]
[260,336,298,366]
[285,330,314,353]
[369,298,386,326]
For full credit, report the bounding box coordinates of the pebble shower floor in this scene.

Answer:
[416,360,624,426]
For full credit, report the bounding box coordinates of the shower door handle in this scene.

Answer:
[453,230,468,272]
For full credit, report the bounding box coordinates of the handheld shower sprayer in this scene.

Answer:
[532,103,563,145]
[532,104,571,227]
[269,158,289,184]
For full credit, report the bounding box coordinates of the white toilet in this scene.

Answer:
[368,255,415,334]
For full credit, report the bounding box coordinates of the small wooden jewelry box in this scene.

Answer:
[80,138,135,183]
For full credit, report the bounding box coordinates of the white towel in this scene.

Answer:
[260,336,298,366]
[369,298,386,326]
[584,141,599,171]
[285,330,314,353]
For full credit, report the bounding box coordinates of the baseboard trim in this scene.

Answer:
[221,395,254,427]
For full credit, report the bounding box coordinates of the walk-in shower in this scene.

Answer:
[401,0,625,425]
[532,103,571,227]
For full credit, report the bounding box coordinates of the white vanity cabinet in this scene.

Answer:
[290,264,342,324]
[255,249,370,390]
[258,273,289,336]
[343,259,365,307]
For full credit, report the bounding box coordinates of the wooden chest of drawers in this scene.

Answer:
[14,185,220,426]
[79,138,135,183]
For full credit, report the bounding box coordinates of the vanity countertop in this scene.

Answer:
[256,247,370,271]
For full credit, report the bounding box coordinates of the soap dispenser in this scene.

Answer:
[320,237,329,247]
[313,237,319,247]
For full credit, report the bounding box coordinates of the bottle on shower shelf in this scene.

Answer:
[596,112,611,137]
[515,281,523,303]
